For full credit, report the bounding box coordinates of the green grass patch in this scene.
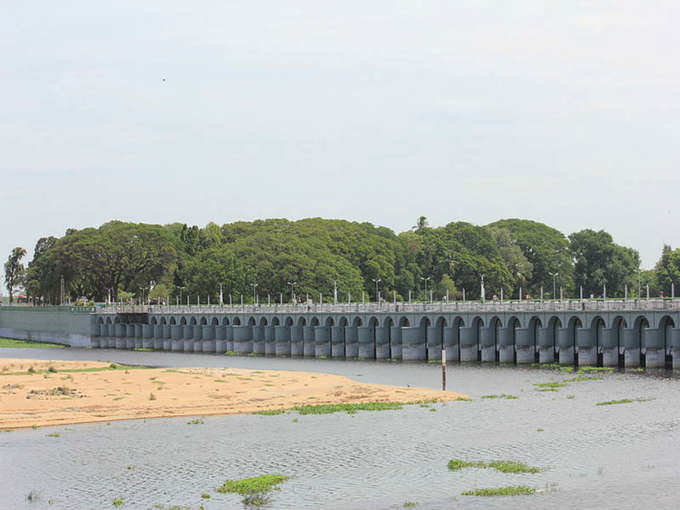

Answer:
[404,502,418,507]
[217,474,289,495]
[481,394,518,400]
[46,433,60,438]
[448,459,539,473]
[0,338,67,349]
[187,418,204,425]
[133,347,154,352]
[462,485,535,497]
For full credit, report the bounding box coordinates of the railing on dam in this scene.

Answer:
[99,298,680,315]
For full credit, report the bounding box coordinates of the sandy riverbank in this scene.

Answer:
[0,358,467,429]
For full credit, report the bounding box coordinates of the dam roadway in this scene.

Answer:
[82,300,680,369]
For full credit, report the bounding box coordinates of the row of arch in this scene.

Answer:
[101,313,676,333]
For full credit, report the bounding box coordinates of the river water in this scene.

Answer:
[2,348,680,510]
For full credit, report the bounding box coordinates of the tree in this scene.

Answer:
[413,216,429,232]
[568,229,640,297]
[4,247,27,303]
[654,245,680,297]
[487,219,573,296]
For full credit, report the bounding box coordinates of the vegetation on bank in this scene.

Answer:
[0,338,66,349]
[7,216,675,306]
[1,362,148,376]
[255,401,433,415]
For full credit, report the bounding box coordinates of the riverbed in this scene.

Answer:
[2,348,680,509]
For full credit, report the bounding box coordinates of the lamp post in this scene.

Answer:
[480,275,485,303]
[219,283,223,306]
[287,281,296,303]
[548,272,558,300]
[250,283,258,305]
[372,278,381,303]
[420,276,431,302]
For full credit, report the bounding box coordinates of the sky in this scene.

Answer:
[1,1,679,270]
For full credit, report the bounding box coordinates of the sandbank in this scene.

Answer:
[0,358,467,429]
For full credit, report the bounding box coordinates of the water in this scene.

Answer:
[2,348,680,509]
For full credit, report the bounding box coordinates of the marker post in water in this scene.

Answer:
[441,346,446,391]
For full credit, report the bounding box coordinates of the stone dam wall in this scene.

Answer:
[2,303,680,368]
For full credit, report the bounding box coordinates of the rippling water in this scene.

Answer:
[2,348,680,509]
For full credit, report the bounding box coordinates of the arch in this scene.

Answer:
[633,316,651,367]
[529,317,542,362]
[398,316,409,328]
[190,317,197,325]
[245,317,254,326]
[272,317,280,326]
[489,316,502,357]
[311,317,320,327]
[660,315,675,367]
[353,317,363,327]
[222,316,230,326]
[325,317,335,327]
[507,315,521,329]
[453,316,465,328]
[211,317,219,326]
[285,316,294,326]
[472,316,484,328]
[149,317,156,325]
[339,316,349,328]
[233,317,242,326]
[591,316,606,359]
[169,317,176,325]
[297,316,307,327]
[180,317,187,325]
[105,317,112,324]
[259,317,268,327]
[160,317,167,325]
[200,317,207,325]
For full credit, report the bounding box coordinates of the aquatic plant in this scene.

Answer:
[596,398,653,406]
[448,459,540,473]
[481,394,518,399]
[564,375,603,383]
[187,418,204,425]
[217,474,289,495]
[461,485,535,496]
[46,433,60,438]
[112,497,124,507]
[534,382,566,389]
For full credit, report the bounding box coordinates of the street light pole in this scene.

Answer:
[372,278,381,303]
[420,277,431,302]
[548,272,558,300]
[287,281,296,303]
[251,283,258,304]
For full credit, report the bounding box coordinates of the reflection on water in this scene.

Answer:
[2,348,680,509]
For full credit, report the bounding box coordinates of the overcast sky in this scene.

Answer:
[1,1,678,270]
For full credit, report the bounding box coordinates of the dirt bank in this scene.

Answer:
[0,358,467,429]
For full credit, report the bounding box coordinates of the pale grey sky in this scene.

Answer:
[1,1,678,269]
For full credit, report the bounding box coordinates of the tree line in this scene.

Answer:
[3,217,676,304]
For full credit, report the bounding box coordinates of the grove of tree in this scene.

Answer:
[6,217,675,305]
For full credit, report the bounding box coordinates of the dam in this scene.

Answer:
[2,300,680,368]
